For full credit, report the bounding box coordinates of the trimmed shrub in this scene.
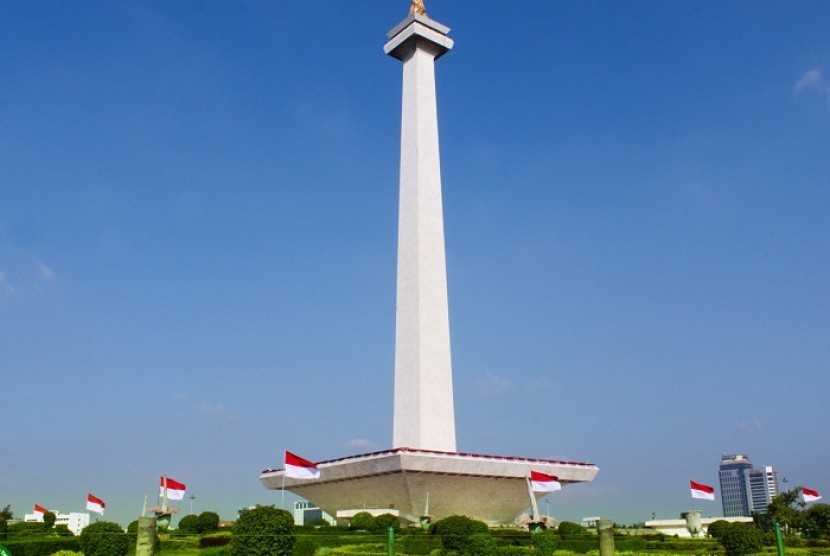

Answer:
[719,524,764,556]
[708,519,732,539]
[557,522,588,538]
[399,532,442,555]
[78,521,128,556]
[372,513,400,534]
[466,532,497,556]
[431,515,489,551]
[50,551,83,556]
[178,514,200,533]
[556,538,595,554]
[292,536,320,556]
[532,530,558,555]
[349,512,376,531]
[0,538,80,556]
[200,534,232,548]
[199,511,221,533]
[8,522,49,537]
[230,505,295,556]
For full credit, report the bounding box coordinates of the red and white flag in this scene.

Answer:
[803,487,822,503]
[530,471,562,492]
[33,504,49,517]
[159,477,187,500]
[86,493,106,515]
[690,480,715,501]
[284,451,320,479]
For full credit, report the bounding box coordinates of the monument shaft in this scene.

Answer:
[386,16,456,452]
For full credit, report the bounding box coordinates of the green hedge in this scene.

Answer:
[1,536,81,556]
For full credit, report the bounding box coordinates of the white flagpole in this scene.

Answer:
[525,476,540,521]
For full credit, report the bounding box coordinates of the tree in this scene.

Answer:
[78,521,130,556]
[44,511,57,531]
[0,505,12,521]
[719,524,764,556]
[127,520,139,535]
[349,511,376,531]
[197,511,220,533]
[178,514,200,533]
[230,505,295,556]
[430,515,489,551]
[766,489,804,531]
[803,503,830,539]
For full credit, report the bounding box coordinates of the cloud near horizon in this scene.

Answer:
[345,438,380,452]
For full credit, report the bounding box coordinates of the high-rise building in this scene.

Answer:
[747,466,779,514]
[719,454,780,517]
[719,454,753,517]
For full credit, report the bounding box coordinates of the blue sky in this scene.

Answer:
[2,0,828,527]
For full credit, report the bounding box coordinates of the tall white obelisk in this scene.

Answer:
[261,5,600,523]
[384,6,456,452]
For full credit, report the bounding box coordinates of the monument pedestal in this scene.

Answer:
[261,448,598,525]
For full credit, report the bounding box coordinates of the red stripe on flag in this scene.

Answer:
[285,451,318,469]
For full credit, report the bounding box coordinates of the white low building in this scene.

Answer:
[24,512,91,535]
[645,515,753,538]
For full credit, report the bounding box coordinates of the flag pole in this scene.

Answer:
[525,476,540,521]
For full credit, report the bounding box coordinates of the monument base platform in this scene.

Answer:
[260,448,598,525]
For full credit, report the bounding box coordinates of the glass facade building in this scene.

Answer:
[747,466,779,514]
[719,454,753,517]
[718,454,780,517]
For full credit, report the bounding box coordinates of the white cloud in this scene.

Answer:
[736,419,763,433]
[346,438,380,452]
[195,402,238,421]
[795,68,830,103]
[473,370,514,397]
[38,262,55,279]
[0,269,15,295]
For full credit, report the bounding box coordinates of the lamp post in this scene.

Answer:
[189,494,195,515]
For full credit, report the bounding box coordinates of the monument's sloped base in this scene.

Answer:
[260,448,598,525]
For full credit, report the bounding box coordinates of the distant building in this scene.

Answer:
[747,466,779,514]
[293,501,336,526]
[645,515,753,538]
[581,517,601,528]
[719,454,753,516]
[718,454,779,517]
[24,512,90,535]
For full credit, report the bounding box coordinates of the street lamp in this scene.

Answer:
[189,494,195,515]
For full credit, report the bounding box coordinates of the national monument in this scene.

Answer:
[260,1,599,525]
